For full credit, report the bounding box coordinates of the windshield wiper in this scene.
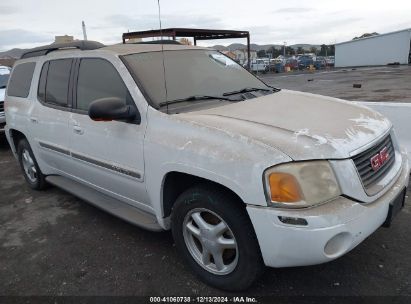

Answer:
[223,86,280,96]
[159,95,242,108]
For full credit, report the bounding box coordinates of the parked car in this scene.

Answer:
[4,41,409,291]
[314,56,327,69]
[285,58,298,70]
[325,56,335,66]
[269,58,284,73]
[0,66,10,133]
[297,55,314,69]
[249,58,269,73]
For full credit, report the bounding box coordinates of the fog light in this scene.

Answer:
[278,216,308,226]
[324,232,352,258]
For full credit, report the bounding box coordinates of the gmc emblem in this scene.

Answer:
[370,147,390,171]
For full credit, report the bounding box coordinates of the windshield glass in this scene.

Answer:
[123,50,269,109]
[0,69,10,88]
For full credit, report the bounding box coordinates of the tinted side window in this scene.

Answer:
[7,62,36,98]
[76,58,132,111]
[37,62,49,102]
[45,59,72,106]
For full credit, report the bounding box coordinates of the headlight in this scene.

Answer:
[264,161,341,208]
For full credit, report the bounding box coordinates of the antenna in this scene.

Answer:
[82,21,88,41]
[157,0,169,113]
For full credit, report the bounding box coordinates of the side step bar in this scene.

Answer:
[46,175,163,232]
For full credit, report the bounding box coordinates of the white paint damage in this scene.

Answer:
[177,90,392,160]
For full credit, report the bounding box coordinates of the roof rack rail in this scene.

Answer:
[133,40,182,45]
[21,40,105,59]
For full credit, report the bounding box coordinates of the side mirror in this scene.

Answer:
[88,97,140,123]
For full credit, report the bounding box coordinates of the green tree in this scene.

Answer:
[267,46,281,58]
[329,45,335,56]
[285,46,294,56]
[310,46,318,54]
[317,45,335,56]
[257,49,266,58]
[319,44,328,56]
[297,46,304,54]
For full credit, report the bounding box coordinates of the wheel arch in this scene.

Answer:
[8,128,28,154]
[161,171,246,219]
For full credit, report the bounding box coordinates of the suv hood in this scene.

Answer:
[178,90,391,160]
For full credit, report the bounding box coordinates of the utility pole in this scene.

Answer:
[82,21,88,41]
[283,41,287,57]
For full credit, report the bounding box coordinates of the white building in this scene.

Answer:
[335,28,411,67]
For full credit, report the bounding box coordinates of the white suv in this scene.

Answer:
[0,66,10,133]
[4,41,409,290]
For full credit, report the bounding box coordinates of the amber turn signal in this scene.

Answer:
[268,173,303,202]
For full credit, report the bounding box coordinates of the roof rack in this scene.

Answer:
[21,41,105,59]
[133,40,182,45]
[122,28,252,70]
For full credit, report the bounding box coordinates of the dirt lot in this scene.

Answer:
[0,133,410,298]
[260,65,411,102]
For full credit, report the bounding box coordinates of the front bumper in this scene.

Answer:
[247,152,409,268]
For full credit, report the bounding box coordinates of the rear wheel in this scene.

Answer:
[171,184,264,291]
[17,139,47,190]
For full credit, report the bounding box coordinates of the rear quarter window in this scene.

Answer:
[7,62,36,98]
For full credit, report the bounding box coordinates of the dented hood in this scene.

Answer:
[179,90,392,160]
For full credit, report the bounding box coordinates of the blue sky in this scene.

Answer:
[0,0,410,50]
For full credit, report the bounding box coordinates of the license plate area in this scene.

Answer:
[383,188,406,227]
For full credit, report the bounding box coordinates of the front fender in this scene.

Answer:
[144,107,291,226]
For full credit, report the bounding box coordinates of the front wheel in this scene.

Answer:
[171,185,264,291]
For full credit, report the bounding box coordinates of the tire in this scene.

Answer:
[171,184,264,291]
[17,138,47,190]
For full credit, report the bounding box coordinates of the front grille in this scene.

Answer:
[352,134,395,190]
[0,101,4,113]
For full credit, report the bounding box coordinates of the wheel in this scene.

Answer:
[171,184,264,291]
[17,139,47,190]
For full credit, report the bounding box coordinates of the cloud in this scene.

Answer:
[245,16,363,44]
[105,14,225,31]
[0,29,52,50]
[0,5,19,15]
[272,7,315,13]
[90,13,227,44]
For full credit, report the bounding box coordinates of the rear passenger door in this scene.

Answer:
[30,59,74,174]
[67,57,150,211]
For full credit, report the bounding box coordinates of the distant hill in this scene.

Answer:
[0,48,27,59]
[212,43,321,51]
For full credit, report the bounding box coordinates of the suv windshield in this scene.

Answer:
[123,50,272,110]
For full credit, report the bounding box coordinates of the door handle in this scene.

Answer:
[30,117,38,123]
[73,125,84,135]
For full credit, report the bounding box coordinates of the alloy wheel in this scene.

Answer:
[183,208,238,275]
[21,149,37,183]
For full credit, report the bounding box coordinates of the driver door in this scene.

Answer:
[67,57,150,211]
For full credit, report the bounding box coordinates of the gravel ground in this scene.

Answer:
[0,134,410,298]
[259,65,411,102]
